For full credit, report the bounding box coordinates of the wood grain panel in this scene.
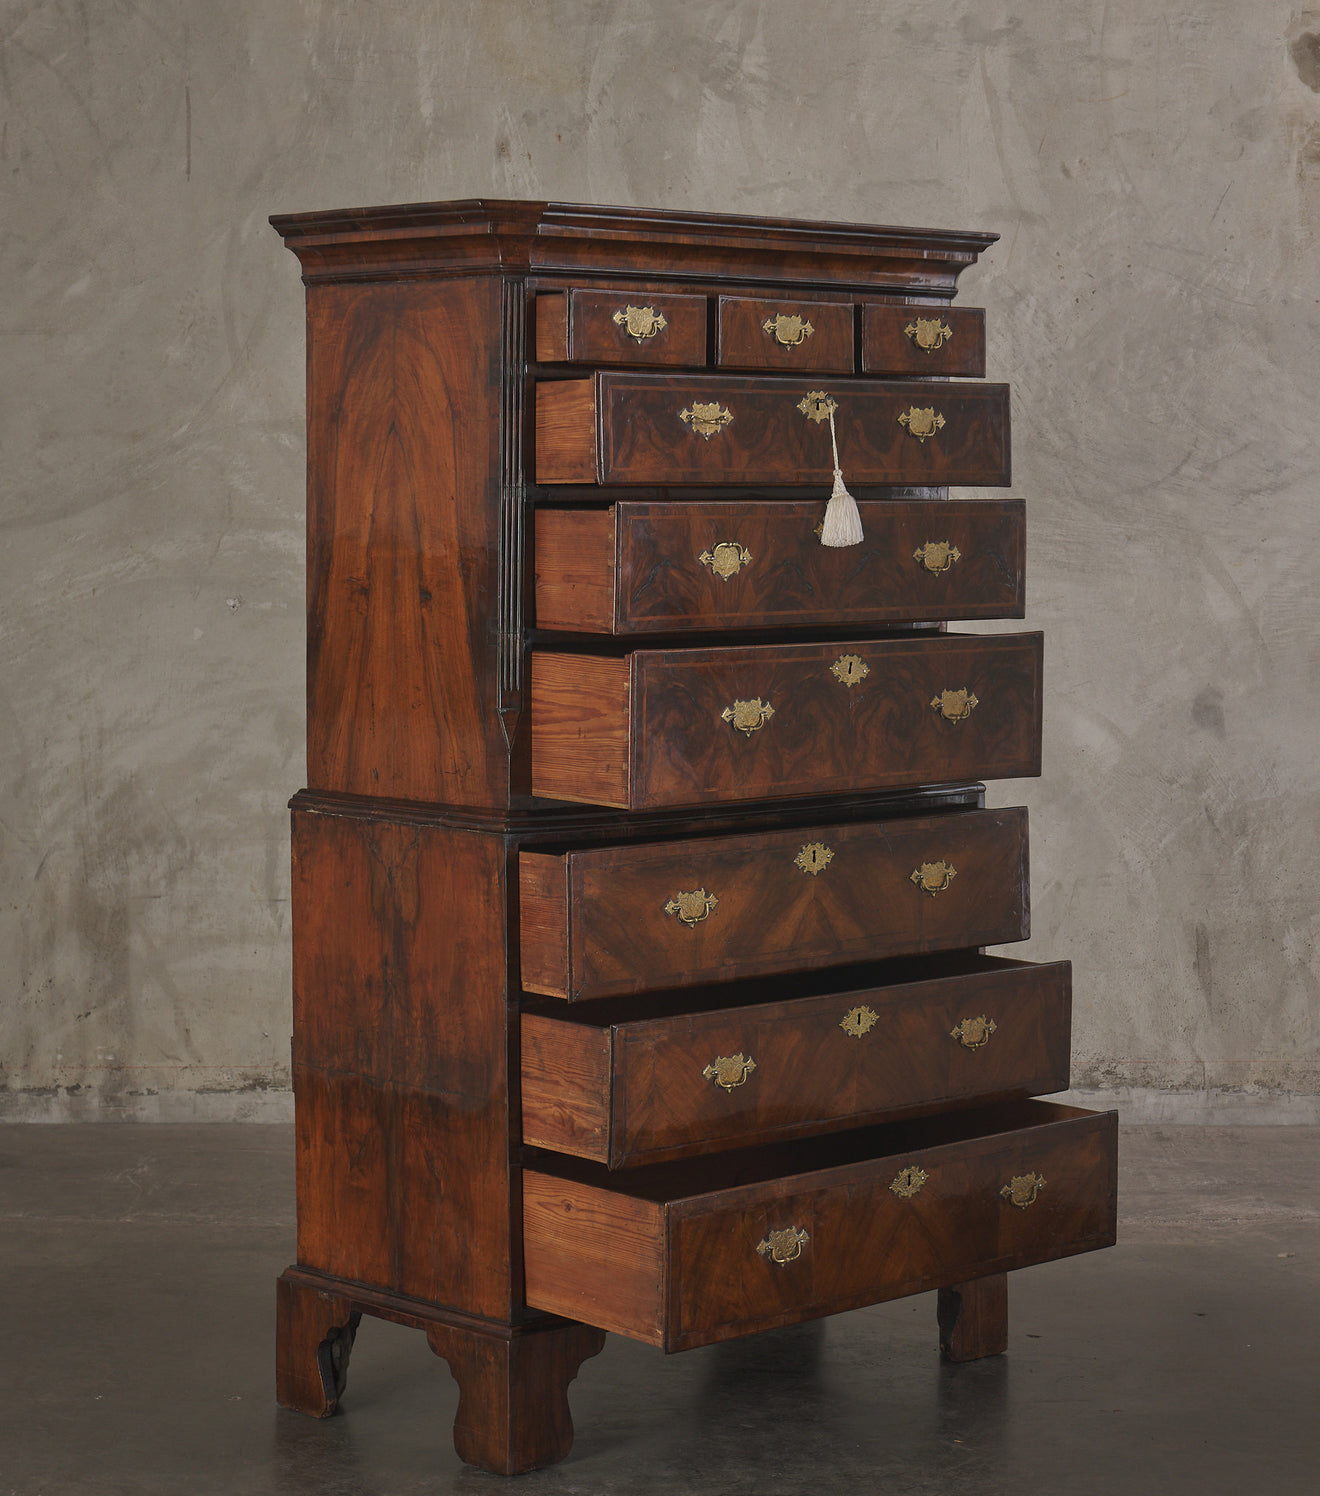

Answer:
[535,292,570,362]
[530,653,631,806]
[522,1174,667,1345]
[534,373,1010,486]
[521,954,1071,1166]
[717,296,854,372]
[305,277,508,804]
[529,633,1042,810]
[863,304,987,377]
[558,288,707,366]
[533,508,617,631]
[534,499,1025,634]
[518,853,570,999]
[517,805,1029,1001]
[524,1101,1116,1351]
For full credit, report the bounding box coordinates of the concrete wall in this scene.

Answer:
[4,1,1317,1120]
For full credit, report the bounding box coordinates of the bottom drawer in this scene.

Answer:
[523,1100,1116,1352]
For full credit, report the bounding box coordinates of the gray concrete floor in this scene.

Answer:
[1,1123,1316,1495]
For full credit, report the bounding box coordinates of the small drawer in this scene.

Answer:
[523,1100,1117,1350]
[530,631,1042,810]
[535,289,707,367]
[533,499,1025,634]
[518,805,1029,1000]
[535,373,1010,486]
[863,304,987,377]
[716,296,855,372]
[522,953,1071,1167]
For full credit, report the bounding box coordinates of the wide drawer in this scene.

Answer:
[535,373,1010,485]
[518,805,1029,1000]
[862,303,987,377]
[523,1100,1117,1350]
[534,499,1026,633]
[522,953,1071,1167]
[535,288,707,366]
[530,631,1042,809]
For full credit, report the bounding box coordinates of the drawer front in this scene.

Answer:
[522,1101,1118,1350]
[536,289,707,366]
[531,632,1043,810]
[533,499,1026,634]
[535,373,1010,485]
[717,296,854,372]
[862,304,987,377]
[518,805,1029,1000]
[521,955,1072,1167]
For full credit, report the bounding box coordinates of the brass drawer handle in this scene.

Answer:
[910,861,956,896]
[930,687,978,723]
[1001,1172,1047,1210]
[898,405,946,442]
[702,1052,757,1091]
[890,1165,929,1199]
[794,842,834,876]
[763,312,815,347]
[756,1226,809,1266]
[839,1004,878,1037]
[680,401,733,438]
[613,304,667,341]
[950,1015,997,1050]
[830,653,869,687]
[905,316,953,352]
[698,541,752,579]
[913,541,961,575]
[664,888,718,927]
[721,697,775,735]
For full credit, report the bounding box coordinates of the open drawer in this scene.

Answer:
[523,953,1072,1167]
[523,1099,1117,1351]
[519,805,1029,1001]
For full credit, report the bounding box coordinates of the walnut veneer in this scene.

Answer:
[269,199,1115,1476]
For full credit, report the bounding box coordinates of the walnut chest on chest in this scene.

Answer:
[269,200,1117,1476]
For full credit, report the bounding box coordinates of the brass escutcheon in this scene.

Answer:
[797,389,837,423]
[839,1004,878,1038]
[913,541,961,575]
[664,888,718,927]
[698,541,752,580]
[680,402,734,438]
[910,861,957,896]
[612,305,667,342]
[756,1225,810,1266]
[904,316,954,353]
[930,687,979,724]
[795,842,834,876]
[763,312,815,347]
[1000,1172,1047,1210]
[830,653,870,688]
[721,697,775,736]
[950,1015,997,1050]
[702,1052,757,1091]
[898,406,946,442]
[890,1165,929,1199]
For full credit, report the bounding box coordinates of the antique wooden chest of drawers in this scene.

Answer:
[269,200,1116,1476]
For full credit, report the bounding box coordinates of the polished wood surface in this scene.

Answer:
[535,288,707,365]
[937,1273,1008,1361]
[716,296,854,372]
[305,277,511,805]
[518,805,1030,1000]
[291,806,516,1318]
[533,499,1027,634]
[523,1101,1117,1351]
[862,304,987,377]
[520,954,1071,1166]
[535,373,1011,486]
[530,632,1043,809]
[275,1269,361,1417]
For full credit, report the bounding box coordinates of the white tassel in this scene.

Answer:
[820,403,864,548]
